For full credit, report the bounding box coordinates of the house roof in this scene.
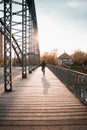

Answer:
[58,52,71,59]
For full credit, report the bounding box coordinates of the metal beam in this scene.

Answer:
[4,0,12,92]
[22,0,27,78]
[12,0,22,5]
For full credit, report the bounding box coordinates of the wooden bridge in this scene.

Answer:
[0,67,87,130]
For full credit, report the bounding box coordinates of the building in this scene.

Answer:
[58,52,73,66]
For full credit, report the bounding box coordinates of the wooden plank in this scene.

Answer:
[0,125,87,130]
[0,120,87,126]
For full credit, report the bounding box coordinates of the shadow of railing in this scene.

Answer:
[47,64,87,105]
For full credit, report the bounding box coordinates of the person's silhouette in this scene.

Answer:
[41,60,46,75]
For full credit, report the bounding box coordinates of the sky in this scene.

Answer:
[35,0,87,56]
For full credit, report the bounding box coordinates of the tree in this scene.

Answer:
[71,50,86,65]
[83,53,87,66]
[41,49,58,65]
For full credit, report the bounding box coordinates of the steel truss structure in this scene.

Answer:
[0,0,40,92]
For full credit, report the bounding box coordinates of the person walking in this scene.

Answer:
[40,60,46,75]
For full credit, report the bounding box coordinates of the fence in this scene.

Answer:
[48,64,87,105]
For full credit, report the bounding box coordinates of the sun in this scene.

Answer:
[37,14,66,55]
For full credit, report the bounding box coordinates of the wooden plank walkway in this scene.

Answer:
[0,67,87,130]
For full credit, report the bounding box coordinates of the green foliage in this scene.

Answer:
[70,66,87,74]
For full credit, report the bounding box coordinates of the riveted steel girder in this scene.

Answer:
[4,0,12,92]
[22,0,27,78]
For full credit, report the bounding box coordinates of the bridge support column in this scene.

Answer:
[4,0,12,92]
[22,0,27,78]
[28,15,32,74]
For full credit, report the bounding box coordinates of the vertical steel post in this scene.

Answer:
[4,0,12,92]
[22,0,27,78]
[28,15,32,73]
[28,14,31,73]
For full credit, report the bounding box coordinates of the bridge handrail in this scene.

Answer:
[48,64,87,105]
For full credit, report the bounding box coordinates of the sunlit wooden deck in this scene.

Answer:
[0,67,87,130]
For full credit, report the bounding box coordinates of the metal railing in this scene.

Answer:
[48,64,87,105]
